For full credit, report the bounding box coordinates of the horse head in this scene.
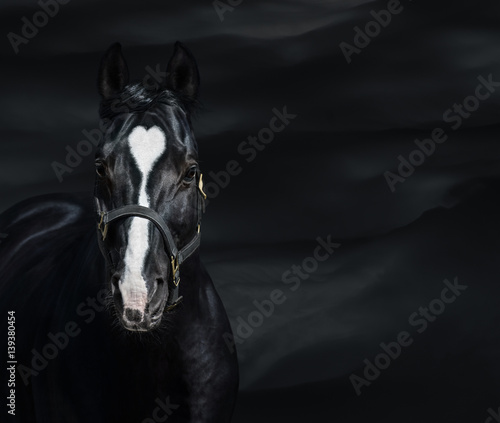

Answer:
[94,42,205,332]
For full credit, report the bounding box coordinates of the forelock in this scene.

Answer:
[99,82,189,120]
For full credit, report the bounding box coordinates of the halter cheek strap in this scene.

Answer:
[95,174,207,311]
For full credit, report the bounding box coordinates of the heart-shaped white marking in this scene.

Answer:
[120,125,166,316]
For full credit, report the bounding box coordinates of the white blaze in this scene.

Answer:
[121,125,166,317]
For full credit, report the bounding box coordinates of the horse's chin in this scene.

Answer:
[122,323,159,332]
[118,314,163,332]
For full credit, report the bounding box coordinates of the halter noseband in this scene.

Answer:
[95,173,207,311]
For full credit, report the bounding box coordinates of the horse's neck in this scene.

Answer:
[177,252,216,312]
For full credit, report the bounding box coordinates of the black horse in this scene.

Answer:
[0,42,238,422]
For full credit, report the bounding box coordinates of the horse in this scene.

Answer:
[0,42,239,422]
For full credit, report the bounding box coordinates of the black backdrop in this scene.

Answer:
[2,0,500,421]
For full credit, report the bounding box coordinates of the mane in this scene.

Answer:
[99,82,199,120]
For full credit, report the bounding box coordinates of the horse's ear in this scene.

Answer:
[98,43,129,99]
[166,42,200,101]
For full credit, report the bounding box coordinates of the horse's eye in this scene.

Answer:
[95,161,106,178]
[184,165,197,183]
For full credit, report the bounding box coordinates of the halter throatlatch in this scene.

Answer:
[95,173,207,311]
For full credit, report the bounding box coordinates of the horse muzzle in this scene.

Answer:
[111,272,170,331]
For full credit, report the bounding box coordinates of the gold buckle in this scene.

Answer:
[198,173,207,200]
[171,255,180,286]
[98,212,108,240]
[165,296,183,312]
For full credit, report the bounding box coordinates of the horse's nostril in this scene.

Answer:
[111,275,120,295]
[155,278,166,294]
[124,308,142,323]
[111,274,120,288]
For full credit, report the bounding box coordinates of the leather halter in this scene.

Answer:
[95,173,207,311]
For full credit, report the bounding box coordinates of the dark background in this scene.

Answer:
[2,0,500,421]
